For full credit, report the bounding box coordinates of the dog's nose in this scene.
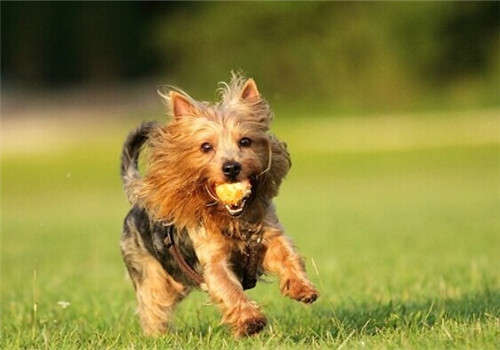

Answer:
[222,161,242,179]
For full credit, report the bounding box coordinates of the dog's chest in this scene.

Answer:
[186,222,265,289]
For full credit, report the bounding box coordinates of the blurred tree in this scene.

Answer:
[148,2,500,110]
[1,2,181,86]
[1,2,498,110]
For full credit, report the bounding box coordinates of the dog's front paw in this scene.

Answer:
[233,305,267,337]
[281,278,319,304]
[236,315,267,337]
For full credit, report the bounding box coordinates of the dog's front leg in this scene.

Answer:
[190,229,266,337]
[262,227,319,304]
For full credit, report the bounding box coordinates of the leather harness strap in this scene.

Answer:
[163,226,204,286]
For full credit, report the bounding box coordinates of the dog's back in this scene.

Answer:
[120,121,202,284]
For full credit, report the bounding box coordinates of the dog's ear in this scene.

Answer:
[169,91,198,118]
[240,78,260,101]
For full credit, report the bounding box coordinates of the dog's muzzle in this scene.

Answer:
[224,194,251,216]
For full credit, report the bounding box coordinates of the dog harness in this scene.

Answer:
[162,223,263,290]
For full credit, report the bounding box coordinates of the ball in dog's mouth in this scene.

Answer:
[215,180,252,216]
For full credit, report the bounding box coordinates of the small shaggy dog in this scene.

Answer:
[120,74,318,337]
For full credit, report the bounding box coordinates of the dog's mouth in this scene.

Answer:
[224,195,250,217]
[213,180,252,217]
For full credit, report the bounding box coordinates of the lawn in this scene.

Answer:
[2,108,499,349]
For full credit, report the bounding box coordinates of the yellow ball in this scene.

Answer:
[215,180,252,205]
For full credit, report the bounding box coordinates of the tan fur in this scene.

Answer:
[125,74,317,337]
[186,226,267,336]
[139,74,285,231]
[261,211,319,304]
[121,220,187,335]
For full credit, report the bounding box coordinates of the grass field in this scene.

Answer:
[2,108,500,349]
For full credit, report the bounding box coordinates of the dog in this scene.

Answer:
[120,73,318,337]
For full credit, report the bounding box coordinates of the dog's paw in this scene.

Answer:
[235,315,267,337]
[233,305,267,337]
[281,278,319,304]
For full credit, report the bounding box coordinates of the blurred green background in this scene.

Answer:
[1,2,500,349]
[2,2,500,111]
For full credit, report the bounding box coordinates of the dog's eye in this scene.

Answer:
[239,137,252,148]
[200,142,213,153]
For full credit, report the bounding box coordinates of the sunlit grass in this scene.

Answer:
[2,110,499,348]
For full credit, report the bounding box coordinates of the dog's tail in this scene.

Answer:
[120,121,158,204]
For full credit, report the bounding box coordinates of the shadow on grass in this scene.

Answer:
[127,289,500,346]
[273,289,500,342]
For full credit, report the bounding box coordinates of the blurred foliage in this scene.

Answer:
[2,2,499,111]
[1,2,167,85]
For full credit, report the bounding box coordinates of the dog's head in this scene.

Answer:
[140,74,290,228]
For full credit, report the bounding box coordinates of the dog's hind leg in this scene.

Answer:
[121,223,187,336]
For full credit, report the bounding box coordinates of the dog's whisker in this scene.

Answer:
[257,138,272,177]
[204,184,219,203]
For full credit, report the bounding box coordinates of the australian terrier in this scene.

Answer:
[120,73,318,337]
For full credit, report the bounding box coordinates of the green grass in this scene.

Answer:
[2,110,500,349]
